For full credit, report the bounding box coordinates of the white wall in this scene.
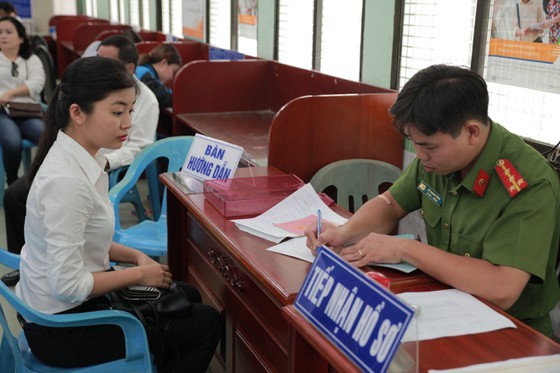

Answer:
[30,0,77,34]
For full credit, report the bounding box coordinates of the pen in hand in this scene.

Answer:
[316,209,322,241]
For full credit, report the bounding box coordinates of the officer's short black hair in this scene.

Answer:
[389,64,490,138]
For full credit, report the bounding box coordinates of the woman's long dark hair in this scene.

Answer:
[27,57,138,184]
[0,16,32,59]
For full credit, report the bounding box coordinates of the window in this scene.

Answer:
[482,1,560,146]
[237,0,258,56]
[209,0,231,49]
[398,0,477,89]
[119,0,127,24]
[141,0,152,30]
[84,0,97,17]
[109,0,120,23]
[277,0,314,70]
[130,0,140,28]
[161,0,183,38]
[319,0,363,81]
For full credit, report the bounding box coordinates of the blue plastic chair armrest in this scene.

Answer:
[0,249,21,270]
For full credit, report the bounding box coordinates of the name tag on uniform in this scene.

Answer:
[417,181,443,206]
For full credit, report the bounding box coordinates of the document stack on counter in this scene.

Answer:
[398,289,516,342]
[232,183,347,243]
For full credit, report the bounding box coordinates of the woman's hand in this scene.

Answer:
[137,263,173,289]
[0,92,13,104]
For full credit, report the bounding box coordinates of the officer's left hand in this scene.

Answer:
[338,232,403,268]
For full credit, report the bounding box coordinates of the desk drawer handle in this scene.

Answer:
[207,249,244,290]
[208,249,219,264]
[230,274,244,290]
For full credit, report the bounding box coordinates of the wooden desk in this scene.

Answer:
[283,280,560,372]
[162,170,465,372]
[163,170,560,372]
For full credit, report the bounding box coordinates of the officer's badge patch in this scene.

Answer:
[417,181,443,206]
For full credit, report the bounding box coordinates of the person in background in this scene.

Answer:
[1,35,159,286]
[97,35,159,171]
[16,56,220,372]
[0,2,18,19]
[513,0,547,42]
[0,16,45,185]
[135,43,181,107]
[305,64,560,337]
[546,0,560,44]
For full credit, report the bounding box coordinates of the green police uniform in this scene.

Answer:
[389,121,560,336]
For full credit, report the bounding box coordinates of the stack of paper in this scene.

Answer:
[232,183,347,243]
[398,289,516,342]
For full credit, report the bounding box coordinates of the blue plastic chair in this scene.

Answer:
[109,136,194,258]
[0,139,37,208]
[109,164,156,222]
[0,249,154,372]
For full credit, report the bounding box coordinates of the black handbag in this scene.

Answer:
[3,101,43,118]
[108,281,192,371]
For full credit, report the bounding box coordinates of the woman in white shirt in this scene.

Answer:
[16,57,220,372]
[0,16,45,185]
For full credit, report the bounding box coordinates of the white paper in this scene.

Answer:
[398,289,516,342]
[266,237,315,261]
[232,183,347,243]
[429,354,560,373]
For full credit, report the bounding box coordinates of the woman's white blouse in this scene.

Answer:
[0,51,45,103]
[16,131,114,314]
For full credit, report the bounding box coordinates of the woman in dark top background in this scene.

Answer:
[135,43,181,107]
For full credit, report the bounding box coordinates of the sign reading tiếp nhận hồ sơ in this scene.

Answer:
[295,246,415,373]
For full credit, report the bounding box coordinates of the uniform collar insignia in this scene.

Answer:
[472,169,490,198]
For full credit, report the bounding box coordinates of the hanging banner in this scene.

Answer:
[183,0,206,41]
[238,0,257,40]
[487,1,560,94]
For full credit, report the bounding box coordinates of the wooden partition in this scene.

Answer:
[54,18,109,77]
[172,60,395,167]
[137,30,167,41]
[48,15,97,28]
[72,24,132,56]
[135,40,209,66]
[268,93,403,182]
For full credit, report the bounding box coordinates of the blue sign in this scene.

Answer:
[295,247,415,373]
[11,0,31,18]
[181,134,244,182]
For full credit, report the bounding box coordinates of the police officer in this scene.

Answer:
[305,64,560,337]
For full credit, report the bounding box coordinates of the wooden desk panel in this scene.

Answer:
[283,282,560,373]
[176,111,274,167]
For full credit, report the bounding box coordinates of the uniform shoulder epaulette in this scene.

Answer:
[495,158,527,197]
